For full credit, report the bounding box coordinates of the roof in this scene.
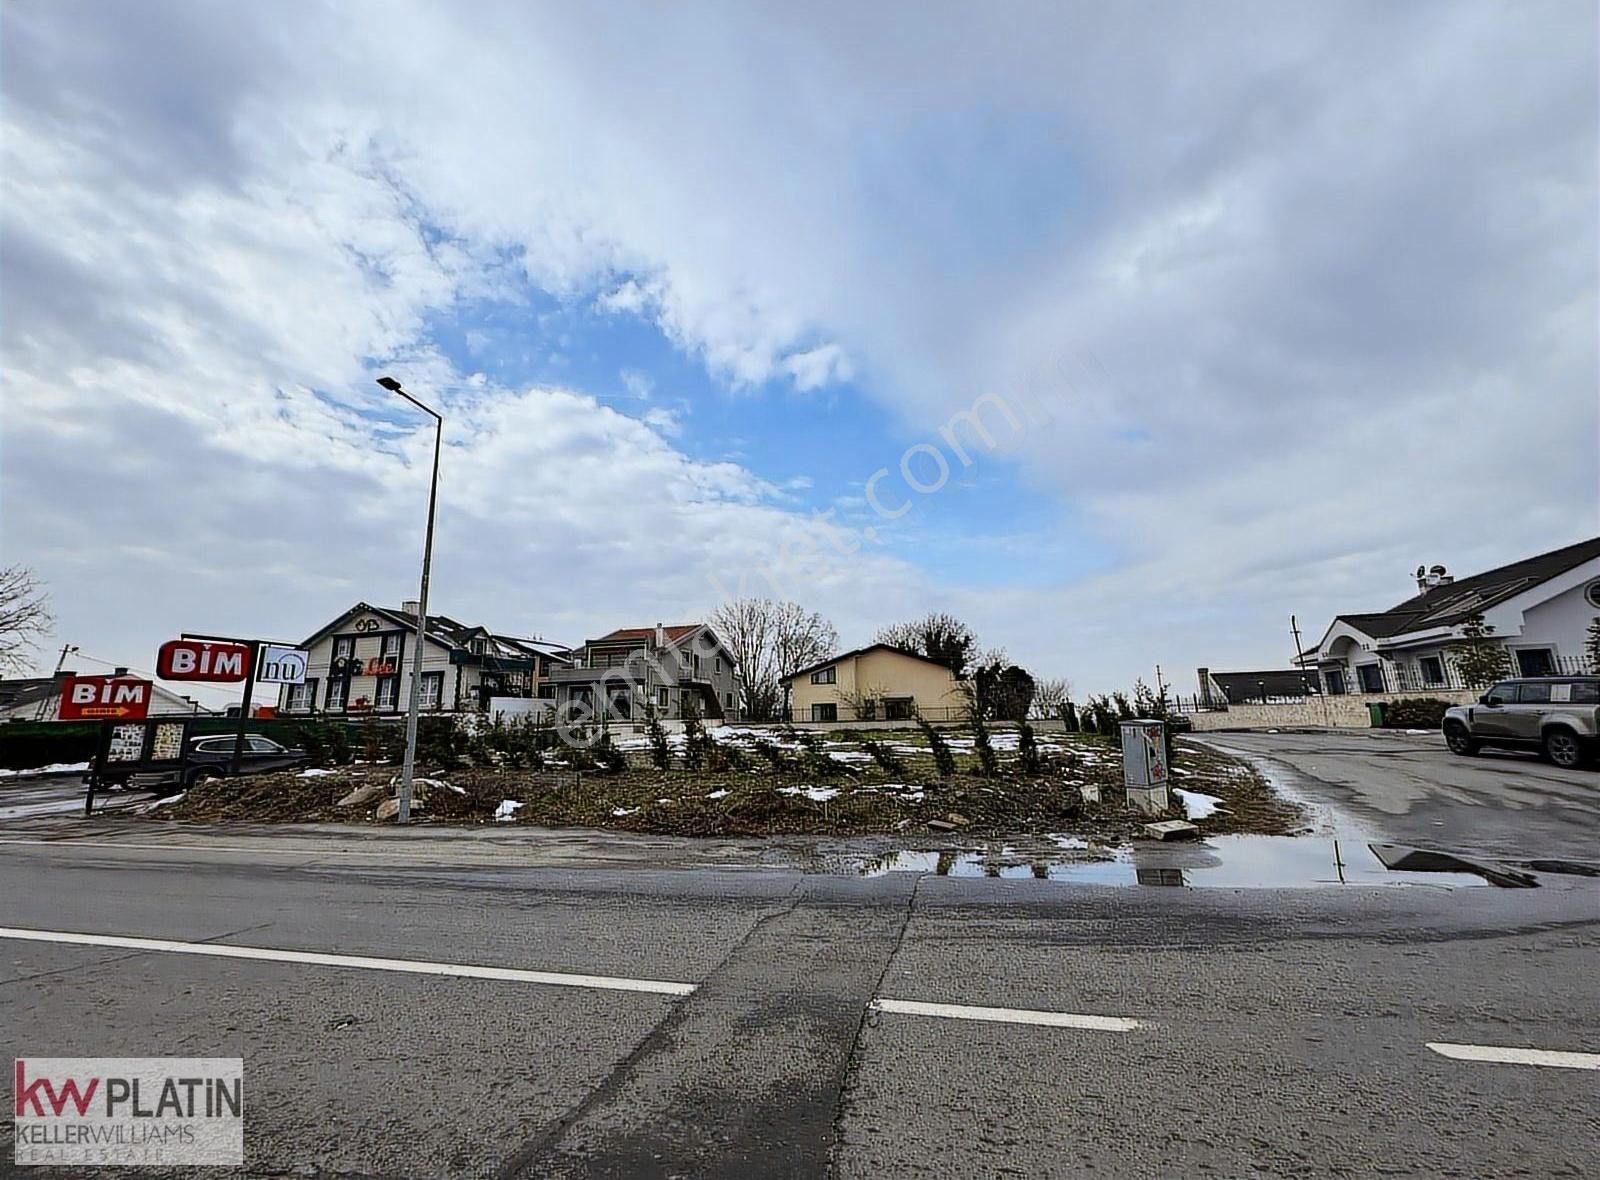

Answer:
[781,643,959,683]
[1207,669,1318,704]
[0,678,58,711]
[591,625,703,647]
[1330,536,1600,644]
[301,604,569,661]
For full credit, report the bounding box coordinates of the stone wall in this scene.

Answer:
[1184,689,1478,731]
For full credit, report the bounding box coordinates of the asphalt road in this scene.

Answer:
[1,821,1597,1178]
[1208,729,1600,862]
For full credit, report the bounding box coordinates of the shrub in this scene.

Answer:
[593,731,627,772]
[971,713,999,776]
[1059,700,1079,733]
[415,716,467,769]
[681,699,708,771]
[753,739,790,772]
[1380,698,1453,729]
[863,740,907,777]
[1018,722,1042,776]
[917,716,956,778]
[645,704,672,770]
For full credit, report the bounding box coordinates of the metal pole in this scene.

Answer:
[229,641,261,776]
[378,378,442,825]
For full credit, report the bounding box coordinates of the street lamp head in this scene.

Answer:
[376,376,403,392]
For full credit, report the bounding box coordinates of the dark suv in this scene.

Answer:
[1442,677,1600,769]
[131,734,309,793]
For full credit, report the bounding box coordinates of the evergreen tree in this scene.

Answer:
[917,715,957,777]
[681,697,707,771]
[1017,722,1042,776]
[644,702,672,770]
[1448,613,1514,689]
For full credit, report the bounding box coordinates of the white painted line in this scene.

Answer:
[0,927,696,997]
[1427,1042,1600,1071]
[871,998,1143,1032]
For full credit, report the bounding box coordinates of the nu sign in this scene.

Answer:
[157,640,252,683]
[256,645,309,685]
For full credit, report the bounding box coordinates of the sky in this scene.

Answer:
[2,0,1596,709]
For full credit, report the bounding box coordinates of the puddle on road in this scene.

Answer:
[856,835,1490,889]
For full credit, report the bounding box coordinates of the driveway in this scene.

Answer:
[1207,729,1600,862]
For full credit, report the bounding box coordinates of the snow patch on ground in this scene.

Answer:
[493,799,523,822]
[611,806,639,817]
[778,785,840,803]
[297,768,336,778]
[0,762,90,778]
[1173,788,1225,820]
[705,789,729,800]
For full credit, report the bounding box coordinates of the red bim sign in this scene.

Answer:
[156,640,252,683]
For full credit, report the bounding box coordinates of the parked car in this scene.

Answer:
[1441,677,1600,769]
[131,734,309,793]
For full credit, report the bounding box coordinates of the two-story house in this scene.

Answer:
[275,602,571,717]
[546,623,739,722]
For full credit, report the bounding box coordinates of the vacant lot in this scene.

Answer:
[149,726,1304,842]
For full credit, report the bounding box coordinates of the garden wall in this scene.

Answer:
[1184,689,1478,732]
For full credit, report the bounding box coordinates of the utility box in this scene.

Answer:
[1120,720,1170,815]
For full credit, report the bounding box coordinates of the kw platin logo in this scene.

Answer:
[13,1058,244,1167]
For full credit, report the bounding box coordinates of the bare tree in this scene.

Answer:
[1031,677,1072,719]
[709,599,837,722]
[875,612,978,677]
[0,566,53,674]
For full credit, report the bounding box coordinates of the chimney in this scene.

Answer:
[654,622,666,649]
[1430,564,1452,586]
[112,666,129,677]
[1415,564,1430,591]
[402,600,422,618]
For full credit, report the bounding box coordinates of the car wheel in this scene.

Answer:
[1543,728,1584,770]
[186,767,222,788]
[1443,722,1478,756]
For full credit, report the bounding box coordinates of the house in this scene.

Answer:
[546,623,740,722]
[274,602,571,717]
[781,643,967,723]
[0,671,212,722]
[1303,537,1600,695]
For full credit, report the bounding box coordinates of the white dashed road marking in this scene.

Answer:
[1427,1042,1600,1070]
[0,927,697,997]
[870,998,1143,1031]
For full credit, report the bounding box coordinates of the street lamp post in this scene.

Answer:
[377,376,442,824]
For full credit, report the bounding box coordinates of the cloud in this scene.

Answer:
[3,0,1594,693]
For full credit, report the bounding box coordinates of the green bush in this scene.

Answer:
[1379,698,1453,729]
[0,723,100,770]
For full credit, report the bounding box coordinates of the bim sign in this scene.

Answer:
[57,677,152,721]
[156,640,253,683]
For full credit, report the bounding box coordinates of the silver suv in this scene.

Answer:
[1442,677,1599,769]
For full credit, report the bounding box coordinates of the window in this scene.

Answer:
[1356,663,1384,694]
[1517,682,1551,704]
[811,703,838,722]
[286,680,316,712]
[332,636,355,673]
[419,672,443,710]
[1418,656,1444,687]
[376,677,399,709]
[1484,683,1516,706]
[381,633,402,665]
[326,678,347,711]
[715,657,723,673]
[1569,681,1600,704]
[247,736,282,754]
[885,697,915,721]
[810,666,837,685]
[1514,648,1555,677]
[658,687,671,709]
[725,693,733,707]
